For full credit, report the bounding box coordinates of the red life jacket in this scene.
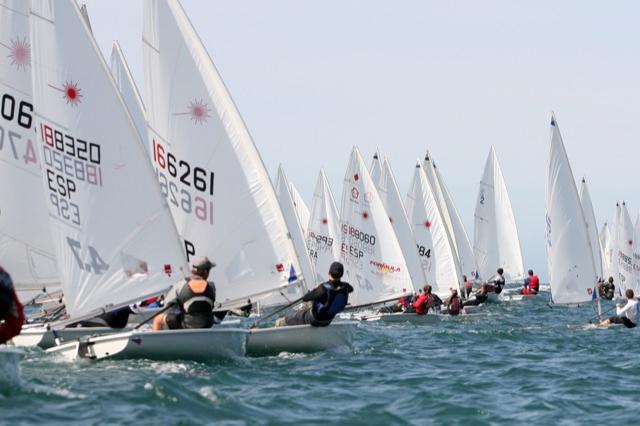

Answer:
[530,275,540,291]
[449,296,461,315]
[412,294,430,315]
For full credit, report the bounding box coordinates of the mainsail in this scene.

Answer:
[371,154,425,291]
[545,115,597,304]
[633,214,640,293]
[616,202,635,293]
[109,41,148,152]
[289,181,310,237]
[406,162,463,298]
[474,146,524,282]
[0,0,59,301]
[340,147,412,306]
[578,178,604,279]
[307,169,342,283]
[30,0,187,319]
[143,0,303,307]
[600,222,611,279]
[275,165,315,289]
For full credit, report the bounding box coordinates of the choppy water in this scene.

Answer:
[2,292,638,425]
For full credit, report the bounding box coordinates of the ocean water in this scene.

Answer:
[2,292,638,425]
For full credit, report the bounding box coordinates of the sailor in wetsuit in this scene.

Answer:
[279,262,353,327]
[153,256,216,331]
[486,268,506,295]
[463,284,489,307]
[0,266,25,344]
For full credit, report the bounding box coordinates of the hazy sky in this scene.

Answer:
[84,0,640,280]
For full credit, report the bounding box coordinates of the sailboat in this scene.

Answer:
[633,214,640,292]
[289,181,311,237]
[142,0,353,356]
[0,0,59,304]
[473,146,524,286]
[545,114,598,305]
[406,161,464,302]
[306,169,342,284]
[600,222,612,279]
[615,202,635,294]
[424,153,478,287]
[579,178,604,280]
[274,165,315,290]
[26,0,247,361]
[340,147,412,308]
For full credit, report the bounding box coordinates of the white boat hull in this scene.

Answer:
[11,326,120,349]
[0,347,23,387]
[377,313,442,324]
[246,322,355,356]
[46,328,248,362]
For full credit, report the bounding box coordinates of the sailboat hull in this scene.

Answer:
[11,326,119,349]
[246,322,355,356]
[378,313,442,324]
[46,328,248,362]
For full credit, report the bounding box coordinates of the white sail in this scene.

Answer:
[288,181,310,237]
[340,147,412,306]
[0,0,59,301]
[633,214,640,293]
[406,162,463,298]
[109,42,148,152]
[143,0,303,307]
[30,0,187,319]
[600,222,611,279]
[307,169,342,284]
[578,178,604,279]
[275,165,315,289]
[609,204,620,285]
[474,146,524,282]
[372,156,425,291]
[433,162,479,282]
[545,115,597,304]
[616,202,635,293]
[369,150,382,184]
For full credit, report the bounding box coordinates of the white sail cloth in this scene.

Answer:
[143,0,303,307]
[474,146,524,282]
[579,178,604,279]
[370,154,425,291]
[406,162,463,298]
[30,0,187,319]
[633,215,640,293]
[0,0,59,301]
[307,169,342,284]
[616,203,635,293]
[600,222,611,280]
[545,115,597,304]
[288,181,310,237]
[340,147,412,306]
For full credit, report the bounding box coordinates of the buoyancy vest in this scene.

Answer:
[529,275,540,292]
[313,282,349,321]
[177,278,216,328]
[412,294,430,315]
[0,269,15,319]
[449,297,461,315]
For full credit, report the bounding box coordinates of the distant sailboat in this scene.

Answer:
[579,178,604,280]
[633,214,640,292]
[545,114,598,304]
[306,169,342,284]
[370,154,425,291]
[289,181,311,237]
[406,162,464,299]
[615,202,635,293]
[340,147,412,307]
[474,146,524,283]
[424,153,478,284]
[600,222,612,280]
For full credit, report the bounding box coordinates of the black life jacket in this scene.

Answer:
[314,282,349,320]
[0,269,15,319]
[177,278,216,329]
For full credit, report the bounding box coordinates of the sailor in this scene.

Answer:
[598,277,615,300]
[410,285,434,315]
[521,269,540,295]
[463,284,489,307]
[486,268,506,294]
[278,262,353,327]
[153,256,216,331]
[444,288,462,316]
[0,266,25,344]
[600,289,638,328]
[463,275,473,298]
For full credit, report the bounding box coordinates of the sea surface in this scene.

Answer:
[2,290,638,425]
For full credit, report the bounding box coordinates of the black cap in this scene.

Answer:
[329,262,344,279]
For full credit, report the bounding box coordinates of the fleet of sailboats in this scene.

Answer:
[1,0,638,369]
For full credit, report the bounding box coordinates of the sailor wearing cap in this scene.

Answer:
[153,256,217,331]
